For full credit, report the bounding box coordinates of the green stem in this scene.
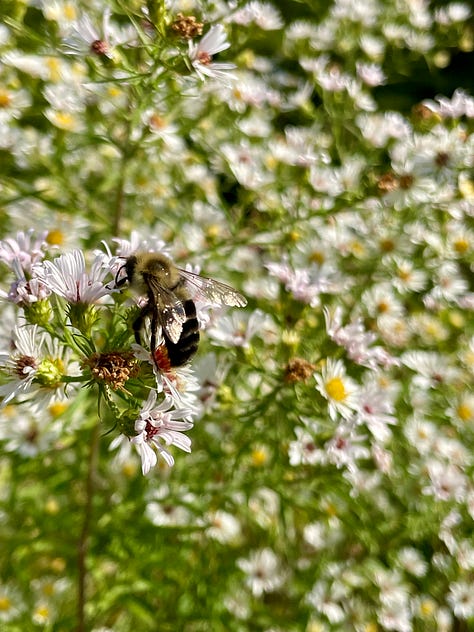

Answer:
[76,418,101,632]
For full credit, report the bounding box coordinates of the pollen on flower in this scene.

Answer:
[153,345,172,373]
[0,595,12,611]
[171,13,203,39]
[325,376,347,402]
[83,352,140,390]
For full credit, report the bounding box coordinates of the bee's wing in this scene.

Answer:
[145,274,186,344]
[178,268,247,307]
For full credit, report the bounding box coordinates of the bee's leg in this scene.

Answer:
[150,307,159,353]
[132,304,151,345]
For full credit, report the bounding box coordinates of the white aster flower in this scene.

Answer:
[230,1,283,30]
[0,403,63,457]
[324,422,370,472]
[397,547,428,577]
[0,257,51,305]
[356,61,386,86]
[145,487,192,526]
[266,260,334,307]
[205,510,242,544]
[0,325,44,406]
[288,425,322,466]
[188,25,236,85]
[0,325,75,408]
[357,377,397,442]
[314,358,359,421]
[131,391,194,474]
[207,308,269,348]
[447,580,474,619]
[0,229,48,273]
[237,548,286,597]
[323,306,399,369]
[62,8,127,59]
[423,459,467,502]
[33,250,111,304]
[306,580,346,624]
[0,582,25,622]
[435,3,471,25]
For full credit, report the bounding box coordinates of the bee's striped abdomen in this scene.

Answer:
[163,299,200,367]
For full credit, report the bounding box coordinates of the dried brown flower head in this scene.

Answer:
[284,358,316,383]
[170,13,203,40]
[83,352,140,391]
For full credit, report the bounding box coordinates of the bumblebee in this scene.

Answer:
[115,252,247,367]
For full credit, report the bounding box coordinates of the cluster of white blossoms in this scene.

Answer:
[0,232,254,475]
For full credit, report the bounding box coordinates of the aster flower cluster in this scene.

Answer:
[0,232,240,476]
[1,0,474,630]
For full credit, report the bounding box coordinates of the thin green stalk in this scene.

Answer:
[76,418,101,632]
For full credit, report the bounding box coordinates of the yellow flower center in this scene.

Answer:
[42,581,56,597]
[397,267,411,281]
[325,377,347,402]
[380,238,395,252]
[48,401,68,417]
[419,598,435,617]
[309,250,325,265]
[54,111,76,130]
[50,557,66,573]
[457,403,473,422]
[0,90,12,108]
[46,57,61,82]
[206,224,221,240]
[47,229,65,246]
[45,498,60,516]
[377,300,389,313]
[64,3,77,20]
[34,604,50,619]
[251,448,268,466]
[453,238,469,254]
[0,596,12,611]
